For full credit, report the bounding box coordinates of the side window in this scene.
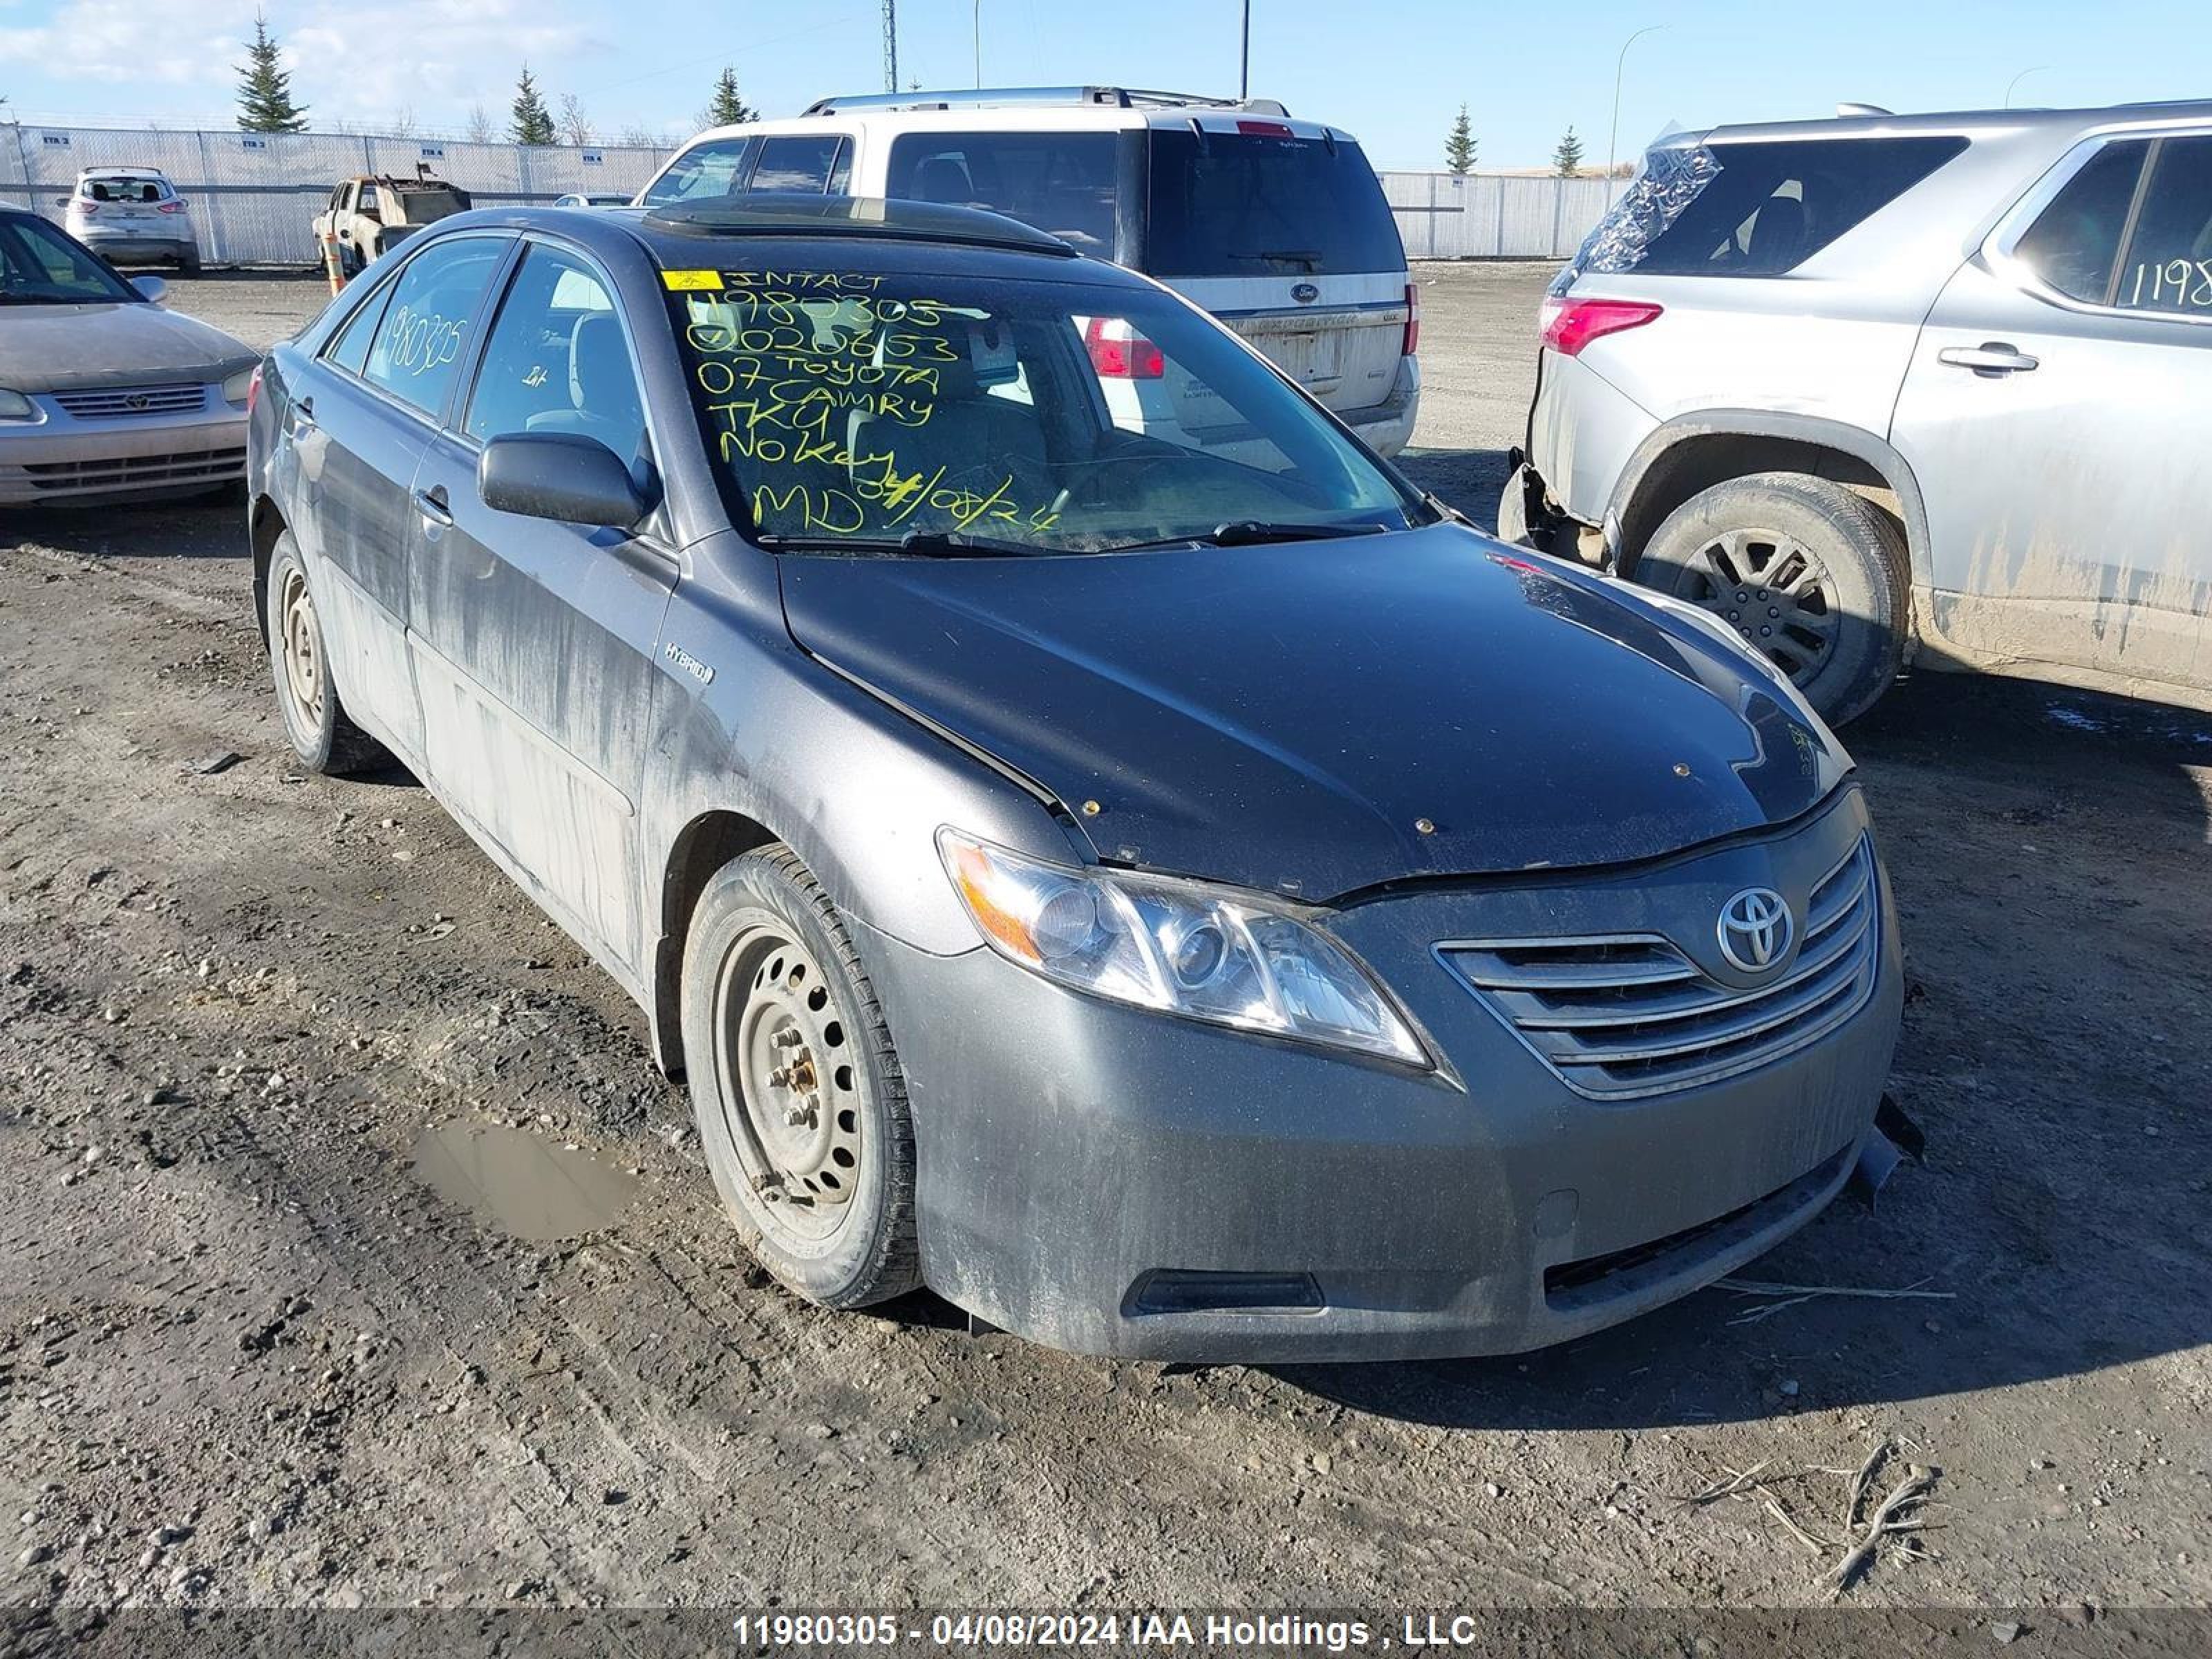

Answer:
[641,137,758,207]
[358,182,381,219]
[885,131,1120,252]
[359,236,508,418]
[326,275,396,375]
[2112,135,2212,314]
[464,245,646,467]
[2015,140,2150,306]
[750,134,843,194]
[826,138,852,195]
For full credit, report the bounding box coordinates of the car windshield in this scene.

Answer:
[0,215,139,304]
[666,264,1430,554]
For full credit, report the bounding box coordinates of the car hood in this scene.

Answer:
[1,301,257,394]
[778,523,1851,900]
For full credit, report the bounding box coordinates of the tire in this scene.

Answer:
[679,846,921,1310]
[263,534,387,775]
[1631,471,1909,726]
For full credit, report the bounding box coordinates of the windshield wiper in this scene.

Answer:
[1232,248,1322,269]
[753,529,1038,558]
[1208,519,1391,545]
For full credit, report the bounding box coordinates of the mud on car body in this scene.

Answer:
[246,196,1902,1360]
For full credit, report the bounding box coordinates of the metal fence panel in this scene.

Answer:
[0,122,672,264]
[1378,169,1613,260]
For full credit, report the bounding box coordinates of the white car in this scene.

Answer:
[60,165,200,272]
[635,85,1421,456]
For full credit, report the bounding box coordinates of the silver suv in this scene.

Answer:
[1502,101,2212,724]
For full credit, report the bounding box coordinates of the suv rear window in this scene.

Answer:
[885,132,1119,254]
[1143,130,1403,278]
[1562,135,1969,283]
[2016,134,2212,313]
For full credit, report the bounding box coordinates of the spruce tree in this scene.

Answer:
[235,12,309,134]
[510,66,556,146]
[703,68,758,129]
[1553,125,1586,178]
[1444,105,1476,174]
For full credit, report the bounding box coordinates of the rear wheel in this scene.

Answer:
[1633,472,1909,725]
[679,847,920,1310]
[264,534,386,775]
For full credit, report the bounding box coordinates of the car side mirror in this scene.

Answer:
[130,274,167,304]
[478,432,650,529]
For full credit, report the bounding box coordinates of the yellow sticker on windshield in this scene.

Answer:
[661,269,724,292]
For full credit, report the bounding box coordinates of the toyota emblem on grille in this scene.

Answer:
[123,393,151,411]
[1717,888,1792,973]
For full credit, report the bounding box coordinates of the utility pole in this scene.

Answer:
[1239,1,1251,101]
[882,0,897,93]
[973,0,983,88]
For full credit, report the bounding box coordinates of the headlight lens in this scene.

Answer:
[938,830,1427,1066]
[0,388,39,422]
[221,366,256,406]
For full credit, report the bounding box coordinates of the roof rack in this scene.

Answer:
[800,86,1291,119]
[641,195,1079,257]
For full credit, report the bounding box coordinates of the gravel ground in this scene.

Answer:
[2,266,2210,1621]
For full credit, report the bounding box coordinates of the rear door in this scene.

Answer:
[1139,120,1410,421]
[406,239,675,977]
[296,232,512,760]
[1891,128,2212,696]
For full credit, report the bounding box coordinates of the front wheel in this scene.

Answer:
[1632,472,1909,726]
[679,847,921,1309]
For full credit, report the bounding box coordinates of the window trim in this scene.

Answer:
[313,230,520,431]
[1987,124,2212,327]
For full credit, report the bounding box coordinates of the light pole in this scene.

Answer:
[1605,23,1666,206]
[973,0,982,88]
[2004,66,2049,108]
[1240,0,1251,102]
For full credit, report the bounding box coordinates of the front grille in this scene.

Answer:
[1440,835,1880,1100]
[54,384,208,419]
[20,447,245,494]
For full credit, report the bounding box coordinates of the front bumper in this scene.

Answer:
[865,786,1900,1362]
[0,401,245,504]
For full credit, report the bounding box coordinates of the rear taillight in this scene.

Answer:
[245,365,262,416]
[1540,297,1663,357]
[1085,315,1165,379]
[157,199,186,215]
[1403,281,1421,357]
[77,200,98,216]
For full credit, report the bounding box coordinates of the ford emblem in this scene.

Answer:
[1291,282,1320,304]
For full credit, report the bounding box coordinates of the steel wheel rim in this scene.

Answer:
[712,922,863,1244]
[1674,527,1841,686]
[277,565,325,731]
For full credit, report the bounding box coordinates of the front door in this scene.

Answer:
[295,232,511,760]
[405,239,676,979]
[1891,129,2212,699]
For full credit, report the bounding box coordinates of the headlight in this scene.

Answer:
[221,367,256,406]
[937,830,1428,1067]
[0,388,40,423]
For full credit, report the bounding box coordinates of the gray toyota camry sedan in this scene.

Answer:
[247,196,1903,1362]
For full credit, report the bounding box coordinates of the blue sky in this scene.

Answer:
[0,0,2201,169]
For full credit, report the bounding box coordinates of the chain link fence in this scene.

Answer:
[1380,171,1615,261]
[0,122,673,265]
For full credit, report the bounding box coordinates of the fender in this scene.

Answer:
[1604,409,1936,600]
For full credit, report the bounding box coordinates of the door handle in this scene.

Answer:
[1938,342,2040,376]
[414,485,453,527]
[291,395,315,429]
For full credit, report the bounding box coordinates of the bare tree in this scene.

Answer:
[465,104,494,145]
[557,92,593,147]
[619,123,662,147]
[389,103,417,139]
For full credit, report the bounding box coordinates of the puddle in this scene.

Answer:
[411,1121,639,1242]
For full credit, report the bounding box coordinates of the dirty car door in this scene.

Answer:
[296,233,510,762]
[405,240,675,982]
[1891,131,2212,698]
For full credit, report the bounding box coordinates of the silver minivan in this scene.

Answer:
[634,86,1421,455]
[1503,101,2212,723]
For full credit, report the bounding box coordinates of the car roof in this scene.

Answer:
[1678,97,2212,147]
[671,84,1355,146]
[77,165,169,178]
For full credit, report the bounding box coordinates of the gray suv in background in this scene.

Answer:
[1503,102,2212,724]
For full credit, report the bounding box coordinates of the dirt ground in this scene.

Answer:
[3,266,2210,1621]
